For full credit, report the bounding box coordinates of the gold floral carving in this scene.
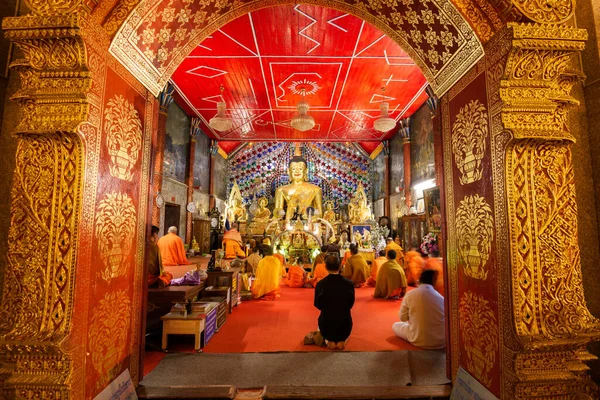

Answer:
[88,290,131,387]
[104,94,143,181]
[94,192,137,282]
[451,99,489,184]
[459,291,499,388]
[511,0,574,24]
[23,0,83,16]
[455,194,494,280]
[102,0,141,36]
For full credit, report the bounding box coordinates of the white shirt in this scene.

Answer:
[398,284,445,349]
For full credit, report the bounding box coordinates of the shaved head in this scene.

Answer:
[168,226,178,234]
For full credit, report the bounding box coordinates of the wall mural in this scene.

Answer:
[411,103,436,185]
[164,101,190,183]
[372,152,386,201]
[193,131,210,192]
[228,142,371,209]
[389,133,405,193]
[213,153,228,201]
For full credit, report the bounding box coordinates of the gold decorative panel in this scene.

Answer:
[104,94,143,181]
[455,194,494,280]
[451,100,489,185]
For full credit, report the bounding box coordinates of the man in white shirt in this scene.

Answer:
[392,269,445,349]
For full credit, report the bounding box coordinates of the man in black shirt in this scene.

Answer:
[314,255,355,350]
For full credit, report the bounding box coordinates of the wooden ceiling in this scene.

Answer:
[171,4,429,142]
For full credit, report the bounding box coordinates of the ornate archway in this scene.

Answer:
[0,0,596,398]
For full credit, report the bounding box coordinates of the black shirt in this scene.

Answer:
[314,274,355,342]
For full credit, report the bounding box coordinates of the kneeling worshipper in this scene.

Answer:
[286,258,308,288]
[342,244,370,287]
[367,250,387,287]
[147,225,172,288]
[308,253,328,287]
[251,246,283,300]
[392,269,445,349]
[157,226,192,266]
[373,250,407,299]
[271,244,287,277]
[223,226,246,259]
[245,246,262,276]
[425,250,445,296]
[314,255,355,350]
[385,238,405,267]
[404,250,425,286]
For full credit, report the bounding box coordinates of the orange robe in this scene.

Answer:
[342,254,370,286]
[223,229,246,258]
[404,251,425,286]
[252,256,282,300]
[425,257,445,296]
[341,250,351,269]
[385,242,405,266]
[157,233,191,266]
[367,256,387,286]
[308,262,328,287]
[285,265,307,288]
[273,253,287,277]
[373,260,407,299]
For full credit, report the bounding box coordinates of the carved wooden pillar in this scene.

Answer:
[186,118,201,244]
[0,6,89,398]
[501,23,600,398]
[398,118,412,207]
[151,84,174,226]
[208,140,218,210]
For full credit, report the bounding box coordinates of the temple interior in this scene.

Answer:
[2,0,600,398]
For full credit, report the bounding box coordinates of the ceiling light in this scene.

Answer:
[209,85,233,132]
[290,88,315,132]
[373,87,397,133]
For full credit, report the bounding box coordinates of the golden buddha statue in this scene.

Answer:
[273,148,323,220]
[227,182,247,222]
[348,183,371,224]
[322,200,337,223]
[253,196,271,223]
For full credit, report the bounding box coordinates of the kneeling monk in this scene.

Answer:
[157,226,192,266]
[308,253,328,287]
[223,227,246,259]
[252,246,282,300]
[404,250,425,286]
[286,259,307,288]
[374,249,407,299]
[342,244,370,287]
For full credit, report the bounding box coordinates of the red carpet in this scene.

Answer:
[144,284,418,376]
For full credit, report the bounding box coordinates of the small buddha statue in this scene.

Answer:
[322,200,337,223]
[348,183,371,224]
[253,196,271,223]
[227,198,247,222]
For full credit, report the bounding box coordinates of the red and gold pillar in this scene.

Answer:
[151,84,174,226]
[398,118,412,207]
[383,141,391,216]
[186,118,201,244]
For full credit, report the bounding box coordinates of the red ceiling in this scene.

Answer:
[171,5,429,142]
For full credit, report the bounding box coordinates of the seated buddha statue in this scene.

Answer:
[273,148,323,220]
[348,183,371,224]
[322,200,337,223]
[227,198,247,222]
[253,196,271,223]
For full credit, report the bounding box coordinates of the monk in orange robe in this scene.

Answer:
[384,238,404,267]
[342,244,370,287]
[252,246,282,300]
[367,250,387,286]
[404,250,425,286]
[308,254,328,287]
[273,246,287,277]
[157,226,192,266]
[286,262,307,288]
[425,254,444,296]
[147,225,172,288]
[223,228,246,259]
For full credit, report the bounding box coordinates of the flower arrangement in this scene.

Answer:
[420,232,439,255]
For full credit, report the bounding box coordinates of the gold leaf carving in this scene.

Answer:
[88,290,131,387]
[94,192,137,282]
[451,99,489,184]
[459,291,499,388]
[22,0,82,16]
[104,95,143,181]
[512,0,574,24]
[455,194,494,280]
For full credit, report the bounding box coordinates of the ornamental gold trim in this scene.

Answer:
[451,99,489,185]
[511,0,574,25]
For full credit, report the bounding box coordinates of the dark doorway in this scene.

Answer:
[164,203,181,235]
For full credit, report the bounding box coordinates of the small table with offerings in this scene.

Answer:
[161,311,206,352]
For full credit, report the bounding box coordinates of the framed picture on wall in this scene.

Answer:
[424,186,441,232]
[350,225,371,245]
[416,198,425,214]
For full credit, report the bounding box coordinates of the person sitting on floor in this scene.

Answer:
[272,245,287,278]
[367,250,387,287]
[251,246,283,300]
[314,255,355,350]
[425,250,444,296]
[342,244,370,287]
[285,257,307,288]
[223,226,246,259]
[392,269,445,349]
[384,237,405,267]
[404,249,425,286]
[245,246,261,276]
[147,225,173,288]
[373,249,407,299]
[157,226,192,266]
[308,253,328,287]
